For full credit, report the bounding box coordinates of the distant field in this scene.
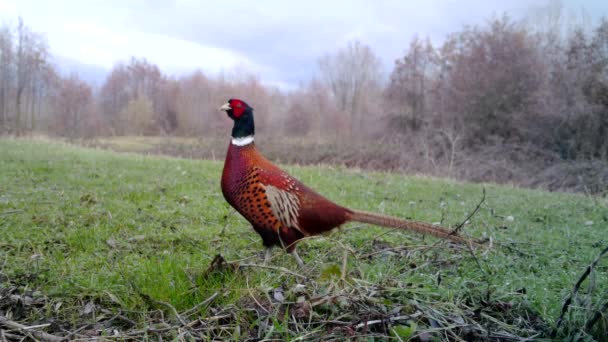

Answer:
[81,135,608,195]
[0,138,606,340]
[85,135,414,170]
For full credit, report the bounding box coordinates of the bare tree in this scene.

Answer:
[14,18,50,136]
[306,78,338,138]
[318,40,383,136]
[0,19,52,136]
[174,69,279,136]
[100,63,129,134]
[555,19,608,160]
[386,35,437,131]
[122,91,154,135]
[52,74,93,138]
[436,15,544,144]
[0,24,13,132]
[157,78,179,134]
[176,70,215,135]
[98,58,168,135]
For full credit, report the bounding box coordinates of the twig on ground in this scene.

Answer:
[553,244,608,336]
[124,326,181,337]
[450,190,492,303]
[181,292,219,318]
[360,244,451,259]
[360,245,411,259]
[1,330,22,341]
[18,323,51,330]
[335,241,356,282]
[59,323,93,340]
[0,210,23,216]
[238,263,307,280]
[0,316,64,342]
[355,313,421,329]
[141,295,187,326]
[245,275,270,314]
[219,209,236,237]
[111,313,137,327]
[585,299,608,333]
[499,241,533,258]
[341,248,349,282]
[451,187,486,235]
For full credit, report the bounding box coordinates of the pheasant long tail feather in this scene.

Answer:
[347,209,475,245]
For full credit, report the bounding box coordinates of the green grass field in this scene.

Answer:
[1,138,607,340]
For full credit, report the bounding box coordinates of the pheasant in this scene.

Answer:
[220,99,476,266]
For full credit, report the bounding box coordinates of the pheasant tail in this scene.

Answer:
[346,209,475,245]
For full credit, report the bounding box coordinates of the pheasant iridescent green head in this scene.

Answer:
[220,99,255,140]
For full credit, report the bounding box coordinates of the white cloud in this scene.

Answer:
[52,20,262,75]
[0,0,16,16]
[0,0,18,21]
[0,0,273,78]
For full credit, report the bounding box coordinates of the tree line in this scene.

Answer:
[1,7,607,172]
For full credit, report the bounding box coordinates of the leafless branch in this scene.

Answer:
[0,316,64,342]
[451,187,486,235]
[181,292,219,318]
[238,263,307,280]
[554,244,608,335]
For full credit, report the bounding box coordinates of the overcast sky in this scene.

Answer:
[1,0,606,89]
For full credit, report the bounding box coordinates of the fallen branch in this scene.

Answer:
[1,330,22,340]
[341,248,349,282]
[0,210,23,216]
[355,312,422,329]
[245,275,270,314]
[360,244,454,259]
[238,263,307,280]
[58,323,93,341]
[124,325,181,337]
[453,190,492,304]
[140,294,187,326]
[451,187,485,235]
[553,244,608,336]
[585,299,608,333]
[0,316,63,342]
[181,292,219,318]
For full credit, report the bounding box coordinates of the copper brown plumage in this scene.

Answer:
[220,99,477,266]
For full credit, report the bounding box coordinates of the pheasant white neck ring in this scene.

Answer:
[232,135,254,146]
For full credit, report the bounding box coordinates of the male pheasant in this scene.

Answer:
[220,99,475,266]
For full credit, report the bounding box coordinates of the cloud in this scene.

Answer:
[1,0,606,89]
[0,0,17,16]
[55,20,262,75]
[119,0,556,82]
[0,0,289,87]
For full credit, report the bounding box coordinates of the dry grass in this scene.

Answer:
[82,134,608,195]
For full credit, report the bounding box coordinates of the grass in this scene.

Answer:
[0,138,607,340]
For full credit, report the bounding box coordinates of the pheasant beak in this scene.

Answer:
[219,102,231,112]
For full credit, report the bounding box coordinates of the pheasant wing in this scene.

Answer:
[255,167,349,236]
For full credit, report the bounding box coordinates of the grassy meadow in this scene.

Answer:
[0,138,607,340]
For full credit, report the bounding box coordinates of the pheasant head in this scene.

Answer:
[220,99,255,141]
